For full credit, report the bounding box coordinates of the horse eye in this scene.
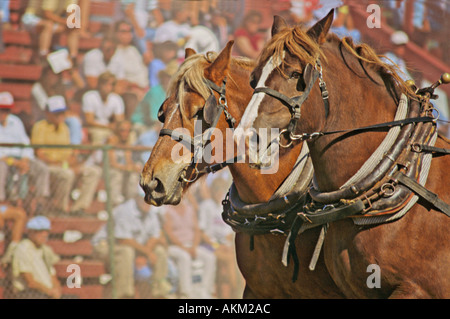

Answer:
[250,73,257,89]
[157,107,165,123]
[193,109,203,119]
[291,71,302,79]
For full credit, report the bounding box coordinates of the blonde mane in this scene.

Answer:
[259,25,414,97]
[259,26,325,77]
[168,51,255,114]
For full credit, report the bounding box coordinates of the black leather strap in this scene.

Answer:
[395,172,450,217]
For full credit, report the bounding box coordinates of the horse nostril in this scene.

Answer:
[153,178,166,195]
[146,180,158,192]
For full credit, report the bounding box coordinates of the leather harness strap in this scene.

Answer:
[395,171,450,217]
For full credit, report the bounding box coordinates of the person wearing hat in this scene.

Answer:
[383,30,414,81]
[91,187,172,298]
[30,95,101,215]
[0,91,51,209]
[10,216,62,299]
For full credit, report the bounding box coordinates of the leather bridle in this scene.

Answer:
[158,77,238,183]
[253,59,330,148]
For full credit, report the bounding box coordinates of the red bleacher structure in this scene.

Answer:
[0,0,448,300]
[0,0,117,299]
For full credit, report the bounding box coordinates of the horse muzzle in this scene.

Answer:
[140,173,182,206]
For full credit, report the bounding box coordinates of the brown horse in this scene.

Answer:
[140,42,344,298]
[237,10,450,298]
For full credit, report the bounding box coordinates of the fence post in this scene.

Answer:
[101,145,117,299]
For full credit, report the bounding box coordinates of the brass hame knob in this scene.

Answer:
[441,73,450,84]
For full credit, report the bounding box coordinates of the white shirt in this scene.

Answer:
[82,91,125,125]
[92,199,161,246]
[154,20,192,44]
[0,114,34,159]
[12,238,59,291]
[185,25,220,54]
[198,198,233,245]
[82,48,125,80]
[114,45,149,88]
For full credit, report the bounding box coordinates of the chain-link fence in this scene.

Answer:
[0,142,243,299]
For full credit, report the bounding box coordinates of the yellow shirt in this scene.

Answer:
[31,119,72,164]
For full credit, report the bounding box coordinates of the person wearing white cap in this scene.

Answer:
[10,215,62,298]
[30,95,102,215]
[382,30,414,81]
[0,91,51,209]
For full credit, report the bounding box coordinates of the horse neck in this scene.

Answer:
[221,64,304,204]
[228,145,303,204]
[308,46,400,192]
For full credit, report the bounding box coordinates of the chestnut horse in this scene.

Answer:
[237,10,450,298]
[140,42,344,298]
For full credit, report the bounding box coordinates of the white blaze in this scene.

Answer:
[236,55,282,133]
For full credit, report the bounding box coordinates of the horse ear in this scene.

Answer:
[205,40,234,79]
[272,15,288,37]
[185,48,197,58]
[306,9,334,45]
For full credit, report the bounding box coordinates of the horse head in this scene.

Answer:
[236,9,413,190]
[140,41,255,205]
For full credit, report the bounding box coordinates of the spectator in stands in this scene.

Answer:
[21,0,80,63]
[0,204,26,267]
[153,2,192,56]
[215,0,245,34]
[383,31,414,82]
[207,9,231,49]
[0,92,50,211]
[31,63,83,145]
[163,198,216,298]
[121,0,164,55]
[132,61,177,134]
[91,189,172,299]
[198,177,237,299]
[0,0,10,53]
[31,95,102,215]
[31,64,66,128]
[107,120,141,206]
[10,216,62,299]
[185,24,220,54]
[148,41,178,88]
[113,20,149,119]
[133,120,161,171]
[331,5,361,43]
[82,71,125,144]
[232,10,265,59]
[289,0,322,25]
[82,35,125,91]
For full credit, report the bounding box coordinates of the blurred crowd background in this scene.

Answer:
[0,0,449,299]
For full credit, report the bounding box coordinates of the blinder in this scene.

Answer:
[203,93,221,126]
[158,77,237,183]
[157,100,166,123]
[253,59,329,148]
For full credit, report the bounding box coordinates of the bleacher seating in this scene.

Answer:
[0,216,107,299]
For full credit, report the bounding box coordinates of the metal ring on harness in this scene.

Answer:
[278,129,294,148]
[181,167,200,183]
